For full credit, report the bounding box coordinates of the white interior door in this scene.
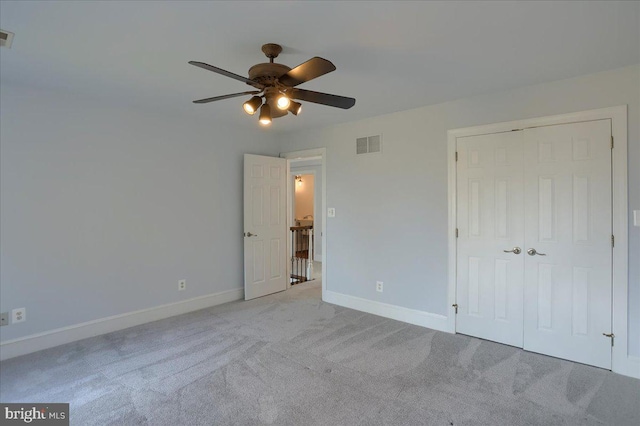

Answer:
[244,154,287,300]
[456,131,525,347]
[523,120,612,368]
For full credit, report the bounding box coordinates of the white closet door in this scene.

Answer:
[523,120,612,369]
[456,131,525,347]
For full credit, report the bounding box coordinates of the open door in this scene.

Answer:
[244,154,288,300]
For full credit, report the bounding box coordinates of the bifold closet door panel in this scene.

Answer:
[522,120,612,369]
[456,131,525,347]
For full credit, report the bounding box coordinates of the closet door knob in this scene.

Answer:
[503,247,521,255]
[527,248,546,256]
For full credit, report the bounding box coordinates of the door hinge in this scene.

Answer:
[455,151,458,162]
[603,332,615,347]
[611,136,614,149]
[611,235,615,248]
[455,228,459,238]
[452,304,458,314]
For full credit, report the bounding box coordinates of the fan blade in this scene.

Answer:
[290,88,356,109]
[193,91,261,104]
[189,61,262,88]
[278,57,336,87]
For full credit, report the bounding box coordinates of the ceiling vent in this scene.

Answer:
[0,30,14,48]
[356,135,382,155]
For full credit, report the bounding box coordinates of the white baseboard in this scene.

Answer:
[615,355,640,379]
[0,288,244,361]
[323,290,451,333]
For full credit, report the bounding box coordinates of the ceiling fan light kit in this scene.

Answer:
[276,95,291,110]
[243,96,262,115]
[288,101,302,116]
[190,43,355,126]
[258,103,272,126]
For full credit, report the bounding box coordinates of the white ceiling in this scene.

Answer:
[1,1,638,134]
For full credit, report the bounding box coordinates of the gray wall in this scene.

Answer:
[0,84,279,341]
[279,65,640,356]
[2,65,637,357]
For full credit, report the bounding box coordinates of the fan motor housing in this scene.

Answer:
[248,63,291,86]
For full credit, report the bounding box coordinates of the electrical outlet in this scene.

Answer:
[12,308,26,324]
[178,279,186,291]
[0,312,8,326]
[376,281,383,293]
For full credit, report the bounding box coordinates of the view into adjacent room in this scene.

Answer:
[290,157,322,285]
[291,173,314,284]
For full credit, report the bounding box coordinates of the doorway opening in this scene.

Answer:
[290,171,316,284]
[281,149,327,298]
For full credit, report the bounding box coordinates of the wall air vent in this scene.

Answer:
[0,30,14,48]
[356,135,382,155]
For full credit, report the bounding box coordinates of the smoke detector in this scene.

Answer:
[0,30,14,48]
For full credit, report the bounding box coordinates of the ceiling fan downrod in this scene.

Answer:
[261,43,282,63]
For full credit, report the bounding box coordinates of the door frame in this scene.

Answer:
[447,105,634,378]
[280,148,327,296]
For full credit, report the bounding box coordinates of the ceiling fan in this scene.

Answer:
[189,43,356,126]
